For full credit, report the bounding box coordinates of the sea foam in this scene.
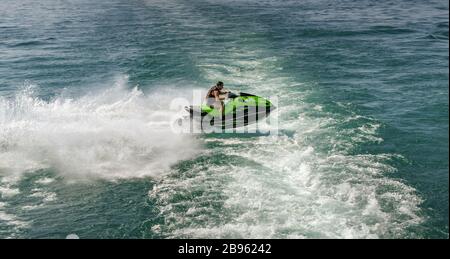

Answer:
[0,76,201,181]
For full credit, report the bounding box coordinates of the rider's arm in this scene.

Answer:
[213,91,223,112]
[214,90,220,101]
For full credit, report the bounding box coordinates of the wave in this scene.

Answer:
[0,76,201,181]
[147,49,424,238]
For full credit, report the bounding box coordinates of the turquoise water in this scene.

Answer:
[0,0,448,238]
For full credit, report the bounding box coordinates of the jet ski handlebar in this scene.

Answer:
[227,92,256,99]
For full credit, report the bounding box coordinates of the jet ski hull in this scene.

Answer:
[185,93,276,129]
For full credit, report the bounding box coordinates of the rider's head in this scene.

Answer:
[216,81,224,90]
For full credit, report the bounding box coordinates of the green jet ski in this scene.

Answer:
[185,92,276,129]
